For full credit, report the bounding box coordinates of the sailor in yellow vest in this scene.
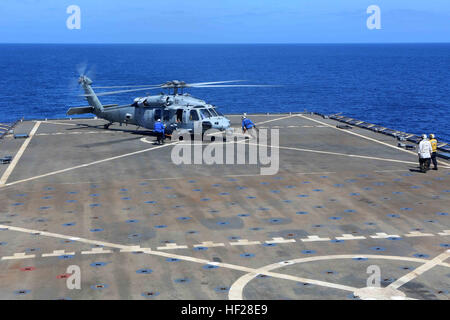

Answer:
[429,134,438,170]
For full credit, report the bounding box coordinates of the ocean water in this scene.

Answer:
[0,44,449,141]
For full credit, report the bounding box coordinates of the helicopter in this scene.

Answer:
[67,76,275,137]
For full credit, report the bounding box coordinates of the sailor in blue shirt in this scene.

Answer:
[242,115,257,138]
[154,119,165,145]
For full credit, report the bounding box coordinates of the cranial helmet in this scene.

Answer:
[422,134,427,139]
[429,134,435,139]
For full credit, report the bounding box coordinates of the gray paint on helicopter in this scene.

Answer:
[68,76,276,134]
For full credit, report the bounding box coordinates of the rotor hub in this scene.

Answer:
[162,80,187,88]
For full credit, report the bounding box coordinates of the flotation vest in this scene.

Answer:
[430,139,437,152]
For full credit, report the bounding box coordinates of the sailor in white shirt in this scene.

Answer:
[417,134,432,173]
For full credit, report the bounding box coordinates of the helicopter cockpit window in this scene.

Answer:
[199,109,212,119]
[208,108,219,117]
[154,109,162,121]
[213,108,224,116]
[189,110,199,121]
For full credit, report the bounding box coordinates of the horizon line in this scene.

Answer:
[1,41,449,45]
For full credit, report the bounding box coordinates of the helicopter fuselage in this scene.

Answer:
[94,94,231,134]
[70,76,233,135]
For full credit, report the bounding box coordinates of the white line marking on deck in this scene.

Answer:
[194,241,225,248]
[42,250,75,257]
[1,223,448,263]
[35,121,79,126]
[404,231,434,237]
[0,224,360,293]
[335,234,366,241]
[254,115,296,126]
[300,235,331,242]
[248,142,420,166]
[229,254,450,300]
[265,237,296,244]
[298,115,418,154]
[36,131,115,136]
[119,246,148,253]
[370,233,400,239]
[0,121,41,187]
[3,141,178,187]
[193,115,298,139]
[157,243,189,250]
[81,247,113,255]
[227,114,292,118]
[297,114,450,168]
[0,170,348,189]
[438,230,450,236]
[1,252,36,260]
[388,250,450,290]
[2,223,450,301]
[229,239,261,246]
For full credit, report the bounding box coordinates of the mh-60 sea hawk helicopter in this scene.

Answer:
[67,76,274,136]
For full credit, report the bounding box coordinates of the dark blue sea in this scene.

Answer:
[0,44,449,141]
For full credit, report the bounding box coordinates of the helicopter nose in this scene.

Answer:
[220,119,230,130]
[210,117,230,130]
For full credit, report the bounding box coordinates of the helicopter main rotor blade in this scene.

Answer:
[81,86,161,97]
[92,84,162,89]
[186,80,246,86]
[93,80,246,89]
[190,84,281,88]
[81,82,281,97]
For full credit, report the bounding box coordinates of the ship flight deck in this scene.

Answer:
[0,113,449,300]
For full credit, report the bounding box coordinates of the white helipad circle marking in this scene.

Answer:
[140,137,153,144]
[228,254,449,300]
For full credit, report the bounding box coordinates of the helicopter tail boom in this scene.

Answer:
[78,76,104,114]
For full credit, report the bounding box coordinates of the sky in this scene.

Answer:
[0,0,449,43]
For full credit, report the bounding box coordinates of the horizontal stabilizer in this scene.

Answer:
[66,106,94,115]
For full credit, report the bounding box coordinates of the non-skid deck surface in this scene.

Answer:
[0,114,448,300]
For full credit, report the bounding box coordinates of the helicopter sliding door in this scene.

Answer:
[153,109,162,121]
[189,109,202,132]
[163,109,172,122]
[176,109,183,123]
